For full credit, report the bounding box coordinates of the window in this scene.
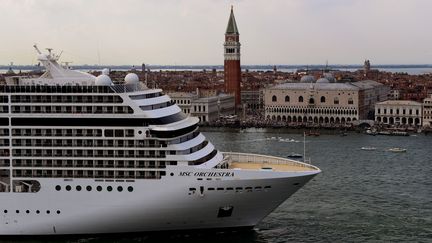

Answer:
[66,185,71,191]
[272,95,277,102]
[285,96,290,102]
[117,186,123,192]
[299,96,304,103]
[76,185,82,191]
[348,98,353,105]
[320,96,326,103]
[334,97,339,105]
[97,186,102,192]
[107,186,113,192]
[128,186,133,192]
[86,186,92,191]
[55,185,61,191]
[309,98,314,104]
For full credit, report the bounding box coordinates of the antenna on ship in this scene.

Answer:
[33,44,42,54]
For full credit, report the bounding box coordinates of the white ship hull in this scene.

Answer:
[0,47,321,235]
[0,165,317,235]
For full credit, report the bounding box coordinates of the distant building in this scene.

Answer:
[224,6,241,106]
[168,92,235,124]
[388,89,401,100]
[375,100,422,126]
[241,89,263,109]
[264,77,388,125]
[422,94,432,127]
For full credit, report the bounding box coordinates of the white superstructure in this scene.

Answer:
[0,47,320,235]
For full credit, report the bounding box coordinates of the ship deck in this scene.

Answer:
[222,152,319,172]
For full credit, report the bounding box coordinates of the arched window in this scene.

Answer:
[334,97,339,105]
[309,98,315,104]
[298,96,303,102]
[348,98,353,105]
[320,96,326,103]
[272,95,277,102]
[285,95,290,102]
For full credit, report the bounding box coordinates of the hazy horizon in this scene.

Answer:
[1,0,432,66]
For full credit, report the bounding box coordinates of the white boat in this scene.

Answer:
[388,147,407,153]
[0,46,321,235]
[361,146,377,151]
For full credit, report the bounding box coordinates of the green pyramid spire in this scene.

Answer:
[225,6,239,34]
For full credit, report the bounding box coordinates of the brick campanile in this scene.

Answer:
[224,6,241,106]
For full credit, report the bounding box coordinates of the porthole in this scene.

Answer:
[86,186,92,191]
[16,210,19,214]
[138,131,142,134]
[56,210,61,214]
[3,210,7,213]
[55,185,61,191]
[117,186,123,192]
[26,210,30,214]
[46,210,50,214]
[127,186,133,192]
[66,185,71,191]
[76,185,82,191]
[107,186,113,192]
[170,173,174,176]
[97,186,102,192]
[36,210,40,214]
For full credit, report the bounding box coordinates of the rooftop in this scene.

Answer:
[377,100,422,106]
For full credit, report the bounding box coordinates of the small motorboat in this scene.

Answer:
[361,146,376,151]
[287,153,303,159]
[388,147,407,153]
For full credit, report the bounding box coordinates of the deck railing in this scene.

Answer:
[221,152,319,171]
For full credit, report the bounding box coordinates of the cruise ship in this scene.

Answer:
[0,46,320,235]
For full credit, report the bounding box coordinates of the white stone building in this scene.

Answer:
[168,92,235,124]
[422,94,432,127]
[264,79,388,125]
[375,100,422,126]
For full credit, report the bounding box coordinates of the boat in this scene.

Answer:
[0,46,321,235]
[287,153,303,159]
[305,130,320,136]
[388,147,407,153]
[360,146,376,151]
[361,146,377,151]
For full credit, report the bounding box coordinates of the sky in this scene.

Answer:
[1,0,432,65]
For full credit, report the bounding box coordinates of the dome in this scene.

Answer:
[300,75,316,83]
[101,68,110,75]
[95,74,112,86]
[124,73,139,84]
[316,78,330,83]
[323,73,336,82]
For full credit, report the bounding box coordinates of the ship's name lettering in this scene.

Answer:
[179,172,234,177]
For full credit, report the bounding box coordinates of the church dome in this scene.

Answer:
[316,78,330,83]
[300,75,316,83]
[323,73,336,82]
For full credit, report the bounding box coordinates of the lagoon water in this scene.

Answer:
[5,129,432,242]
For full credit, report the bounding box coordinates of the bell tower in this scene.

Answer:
[224,6,241,106]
